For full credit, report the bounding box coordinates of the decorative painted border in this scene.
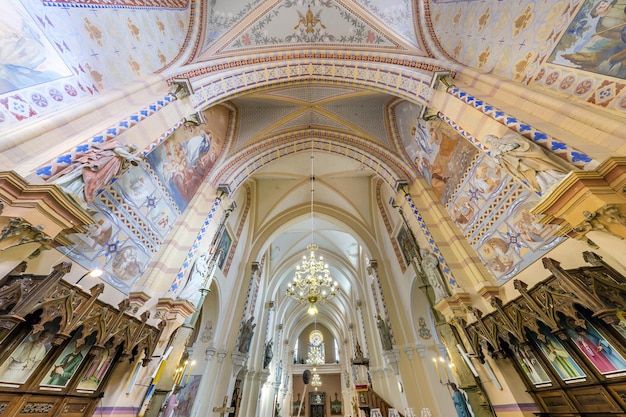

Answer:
[448,87,596,170]
[36,94,177,180]
[375,179,407,274]
[417,0,457,61]
[532,65,626,115]
[210,130,414,194]
[163,0,203,69]
[222,184,251,276]
[41,0,189,9]
[189,57,436,111]
[168,197,222,293]
[404,193,458,289]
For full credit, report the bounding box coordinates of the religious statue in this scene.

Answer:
[354,341,364,360]
[238,317,255,354]
[482,133,570,193]
[376,315,393,351]
[450,383,472,417]
[420,249,448,302]
[50,140,141,206]
[178,253,212,305]
[263,340,273,369]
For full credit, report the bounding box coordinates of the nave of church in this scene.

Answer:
[0,0,626,417]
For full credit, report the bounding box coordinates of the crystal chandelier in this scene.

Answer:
[286,149,339,315]
[310,372,322,390]
[306,346,324,368]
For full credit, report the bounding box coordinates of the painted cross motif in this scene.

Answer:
[212,396,235,417]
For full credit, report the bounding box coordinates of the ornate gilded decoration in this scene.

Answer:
[0,218,51,252]
[294,7,326,34]
[531,156,626,242]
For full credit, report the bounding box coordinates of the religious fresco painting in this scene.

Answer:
[113,165,178,241]
[548,0,626,78]
[176,375,202,417]
[395,106,561,285]
[55,107,228,294]
[146,127,213,211]
[0,0,71,95]
[531,326,586,383]
[60,194,153,293]
[562,317,626,376]
[0,320,61,385]
[41,331,97,388]
[413,119,478,202]
[146,107,227,211]
[464,158,562,285]
[512,343,552,386]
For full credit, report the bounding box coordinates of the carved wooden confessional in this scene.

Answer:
[464,252,626,416]
[0,261,163,417]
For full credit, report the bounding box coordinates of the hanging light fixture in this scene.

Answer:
[310,372,322,390]
[286,146,339,314]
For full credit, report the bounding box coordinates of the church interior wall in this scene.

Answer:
[429,0,626,116]
[0,1,625,416]
[0,0,190,125]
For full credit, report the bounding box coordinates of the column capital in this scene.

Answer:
[231,351,248,375]
[206,346,217,361]
[382,347,401,375]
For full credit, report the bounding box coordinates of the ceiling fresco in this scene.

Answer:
[429,0,626,114]
[219,0,401,52]
[0,0,189,126]
[352,0,418,46]
[202,0,265,51]
[198,0,427,59]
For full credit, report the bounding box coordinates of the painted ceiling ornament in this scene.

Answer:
[294,5,326,34]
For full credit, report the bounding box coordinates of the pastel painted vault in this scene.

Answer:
[59,107,229,293]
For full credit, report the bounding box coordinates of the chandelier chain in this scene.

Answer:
[285,140,339,313]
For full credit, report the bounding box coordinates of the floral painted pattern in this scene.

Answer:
[224,0,397,50]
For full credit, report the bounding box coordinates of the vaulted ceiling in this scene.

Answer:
[194,1,425,319]
[194,0,426,60]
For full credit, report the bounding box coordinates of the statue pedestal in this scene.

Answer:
[382,348,401,375]
[231,351,248,377]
